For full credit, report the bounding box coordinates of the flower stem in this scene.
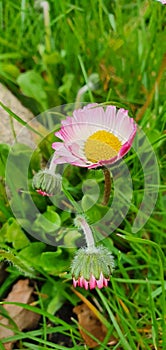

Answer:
[75,216,95,248]
[102,167,111,206]
[48,156,57,173]
[62,183,82,214]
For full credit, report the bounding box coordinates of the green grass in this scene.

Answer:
[0,0,166,349]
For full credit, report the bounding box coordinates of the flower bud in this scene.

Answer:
[32,169,62,196]
[71,245,114,290]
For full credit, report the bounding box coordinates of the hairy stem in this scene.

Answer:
[48,155,57,173]
[75,216,95,248]
[102,167,111,206]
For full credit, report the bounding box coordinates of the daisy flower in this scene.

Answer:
[52,104,137,169]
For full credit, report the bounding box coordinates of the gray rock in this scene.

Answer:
[0,83,35,146]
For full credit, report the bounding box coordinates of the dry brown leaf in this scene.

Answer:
[0,279,40,350]
[73,303,109,348]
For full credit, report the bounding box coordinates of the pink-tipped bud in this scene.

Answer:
[32,169,62,196]
[71,246,114,290]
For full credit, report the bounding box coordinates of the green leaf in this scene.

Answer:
[6,143,45,220]
[40,248,69,275]
[32,208,61,235]
[63,229,81,248]
[0,63,20,81]
[85,204,108,223]
[41,281,65,314]
[60,211,71,223]
[47,293,65,315]
[18,242,46,265]
[81,194,96,212]
[43,51,61,65]
[0,198,12,222]
[147,129,161,144]
[30,149,42,172]
[17,70,48,110]
[5,218,30,249]
[0,222,8,243]
[58,73,75,96]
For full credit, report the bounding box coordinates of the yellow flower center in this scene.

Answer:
[84,130,121,162]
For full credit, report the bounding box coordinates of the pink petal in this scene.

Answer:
[53,153,77,164]
[68,159,89,167]
[77,276,89,290]
[61,116,73,126]
[83,279,89,290]
[56,123,92,145]
[68,142,86,161]
[105,105,117,131]
[89,275,97,289]
[87,161,106,169]
[97,273,104,289]
[55,126,75,142]
[73,278,78,288]
[52,142,89,167]
[103,278,109,287]
[73,103,103,123]
[119,141,131,158]
[73,104,108,133]
[119,123,137,157]
[113,109,136,141]
[36,189,53,196]
[52,142,64,150]
[78,276,84,287]
[52,143,86,165]
[55,130,65,141]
